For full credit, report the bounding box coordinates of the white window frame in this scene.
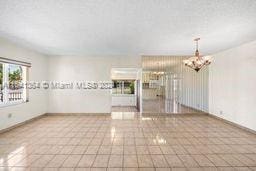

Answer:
[0,62,27,107]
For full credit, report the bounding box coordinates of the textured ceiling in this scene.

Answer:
[0,0,256,56]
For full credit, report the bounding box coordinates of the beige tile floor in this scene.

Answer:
[142,99,202,114]
[0,112,256,171]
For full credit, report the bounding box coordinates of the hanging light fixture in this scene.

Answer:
[183,38,212,72]
[153,62,164,75]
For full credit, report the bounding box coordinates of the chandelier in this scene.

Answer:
[183,38,212,72]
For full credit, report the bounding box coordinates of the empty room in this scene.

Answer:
[0,0,256,170]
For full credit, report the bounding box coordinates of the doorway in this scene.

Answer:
[111,68,141,112]
[142,56,208,114]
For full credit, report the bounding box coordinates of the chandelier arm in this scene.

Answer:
[196,39,198,51]
[183,38,212,72]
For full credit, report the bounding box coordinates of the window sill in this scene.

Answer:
[0,100,28,108]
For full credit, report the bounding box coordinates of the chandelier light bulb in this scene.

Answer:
[183,38,212,72]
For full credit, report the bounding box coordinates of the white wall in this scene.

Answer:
[111,69,139,80]
[209,40,256,131]
[2,34,254,131]
[0,38,48,130]
[48,56,141,113]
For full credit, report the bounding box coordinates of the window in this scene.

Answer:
[0,57,30,107]
[112,80,135,94]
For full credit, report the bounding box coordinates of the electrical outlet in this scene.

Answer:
[8,113,12,118]
[219,110,223,115]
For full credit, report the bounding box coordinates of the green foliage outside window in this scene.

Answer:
[112,80,135,94]
[129,81,135,94]
[9,65,23,90]
[9,69,22,83]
